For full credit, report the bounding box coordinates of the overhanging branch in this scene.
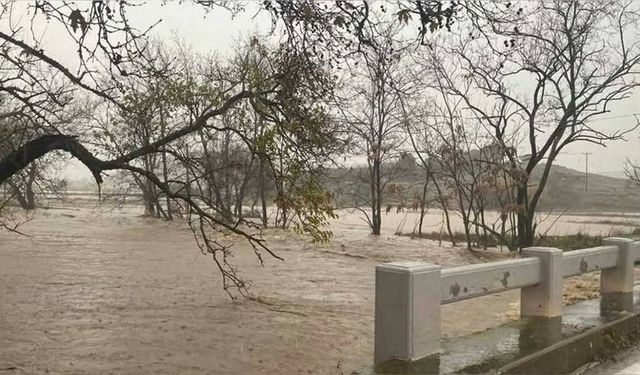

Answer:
[0,134,106,184]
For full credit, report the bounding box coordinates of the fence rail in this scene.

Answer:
[562,245,619,277]
[441,257,541,304]
[374,237,639,369]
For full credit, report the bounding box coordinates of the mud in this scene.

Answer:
[0,198,636,374]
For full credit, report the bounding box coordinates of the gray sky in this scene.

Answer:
[9,1,640,180]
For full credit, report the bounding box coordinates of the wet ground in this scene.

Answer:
[577,345,640,375]
[1,198,637,374]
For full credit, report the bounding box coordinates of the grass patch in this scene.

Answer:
[398,227,640,251]
[535,232,603,251]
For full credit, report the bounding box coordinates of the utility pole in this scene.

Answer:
[584,152,591,192]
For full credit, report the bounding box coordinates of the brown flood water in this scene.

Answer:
[0,198,636,374]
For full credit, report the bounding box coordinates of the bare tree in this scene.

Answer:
[339,20,413,235]
[425,0,640,248]
[626,155,640,187]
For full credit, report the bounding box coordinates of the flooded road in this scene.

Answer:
[0,199,635,374]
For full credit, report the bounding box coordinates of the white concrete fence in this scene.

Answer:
[374,237,640,368]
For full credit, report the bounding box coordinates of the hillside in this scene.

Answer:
[530,164,640,213]
[324,164,640,214]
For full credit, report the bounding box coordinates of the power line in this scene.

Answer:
[413,112,640,123]
[585,112,640,122]
[584,152,591,192]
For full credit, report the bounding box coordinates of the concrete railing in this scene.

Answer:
[374,237,639,369]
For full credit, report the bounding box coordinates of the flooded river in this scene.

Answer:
[0,197,637,374]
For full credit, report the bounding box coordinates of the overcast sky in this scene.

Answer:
[11,1,640,180]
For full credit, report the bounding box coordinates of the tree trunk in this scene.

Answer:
[519,151,558,249]
[160,106,173,221]
[418,174,429,235]
[461,209,472,251]
[9,180,29,210]
[197,129,224,216]
[516,184,534,249]
[371,159,382,235]
[9,166,37,210]
[259,160,268,227]
[222,132,233,220]
[25,183,35,210]
[431,174,455,246]
[235,159,254,222]
[142,178,156,217]
[183,142,192,218]
[480,205,488,250]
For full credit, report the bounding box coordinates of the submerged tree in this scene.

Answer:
[339,20,414,235]
[0,4,337,296]
[0,0,468,294]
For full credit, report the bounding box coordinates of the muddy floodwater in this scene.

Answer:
[1,196,638,374]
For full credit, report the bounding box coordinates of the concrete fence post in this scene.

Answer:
[520,247,563,318]
[601,237,635,313]
[374,261,441,368]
